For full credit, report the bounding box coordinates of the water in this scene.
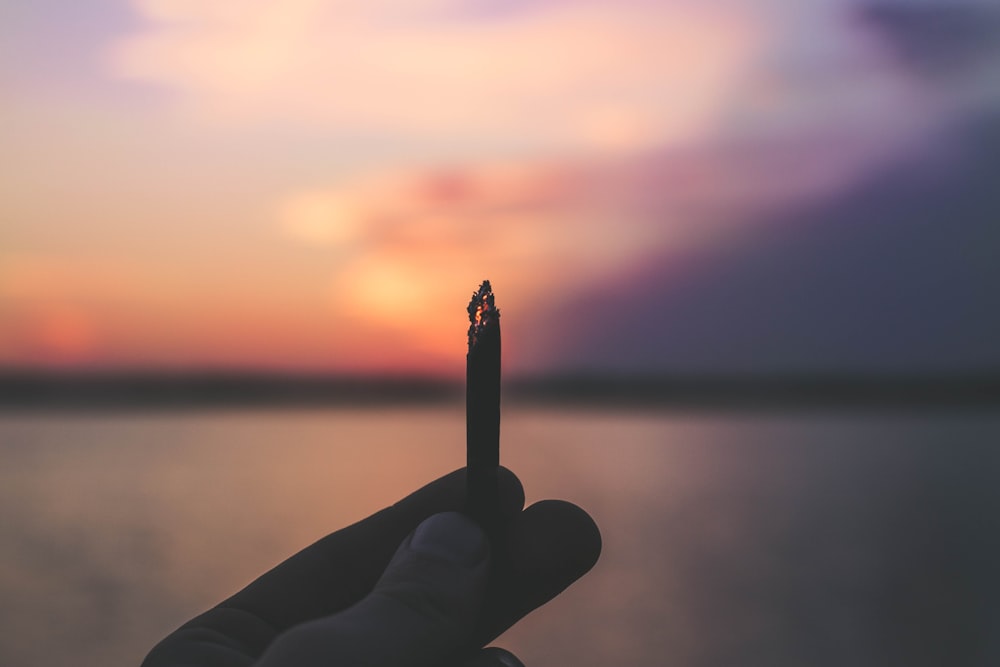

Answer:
[2,407,999,667]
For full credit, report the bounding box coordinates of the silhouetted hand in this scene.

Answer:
[143,467,601,667]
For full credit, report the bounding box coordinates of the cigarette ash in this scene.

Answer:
[467,280,500,349]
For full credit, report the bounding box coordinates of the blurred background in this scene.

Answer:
[2,1,1000,665]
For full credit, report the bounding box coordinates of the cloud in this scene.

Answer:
[532,111,1000,374]
[856,3,1000,79]
[109,1,758,152]
[277,160,643,338]
[273,113,927,362]
[108,1,968,176]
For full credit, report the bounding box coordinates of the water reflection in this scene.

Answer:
[1,408,999,667]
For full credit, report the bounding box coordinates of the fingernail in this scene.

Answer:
[410,512,488,566]
[495,651,525,667]
[478,647,525,667]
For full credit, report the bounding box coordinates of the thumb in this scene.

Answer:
[257,512,490,667]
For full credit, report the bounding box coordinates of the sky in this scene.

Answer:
[2,0,998,376]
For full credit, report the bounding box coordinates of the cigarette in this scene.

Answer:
[466,280,501,530]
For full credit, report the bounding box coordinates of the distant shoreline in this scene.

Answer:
[1,369,999,412]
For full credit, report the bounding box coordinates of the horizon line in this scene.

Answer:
[2,367,999,412]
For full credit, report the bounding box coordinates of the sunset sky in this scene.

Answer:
[3,1,998,375]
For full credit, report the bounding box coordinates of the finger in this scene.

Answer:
[476,499,602,646]
[455,647,526,667]
[256,512,490,667]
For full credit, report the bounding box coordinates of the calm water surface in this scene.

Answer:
[2,407,999,667]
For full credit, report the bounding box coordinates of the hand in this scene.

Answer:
[142,467,602,667]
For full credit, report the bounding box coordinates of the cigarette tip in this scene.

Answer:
[468,280,499,347]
